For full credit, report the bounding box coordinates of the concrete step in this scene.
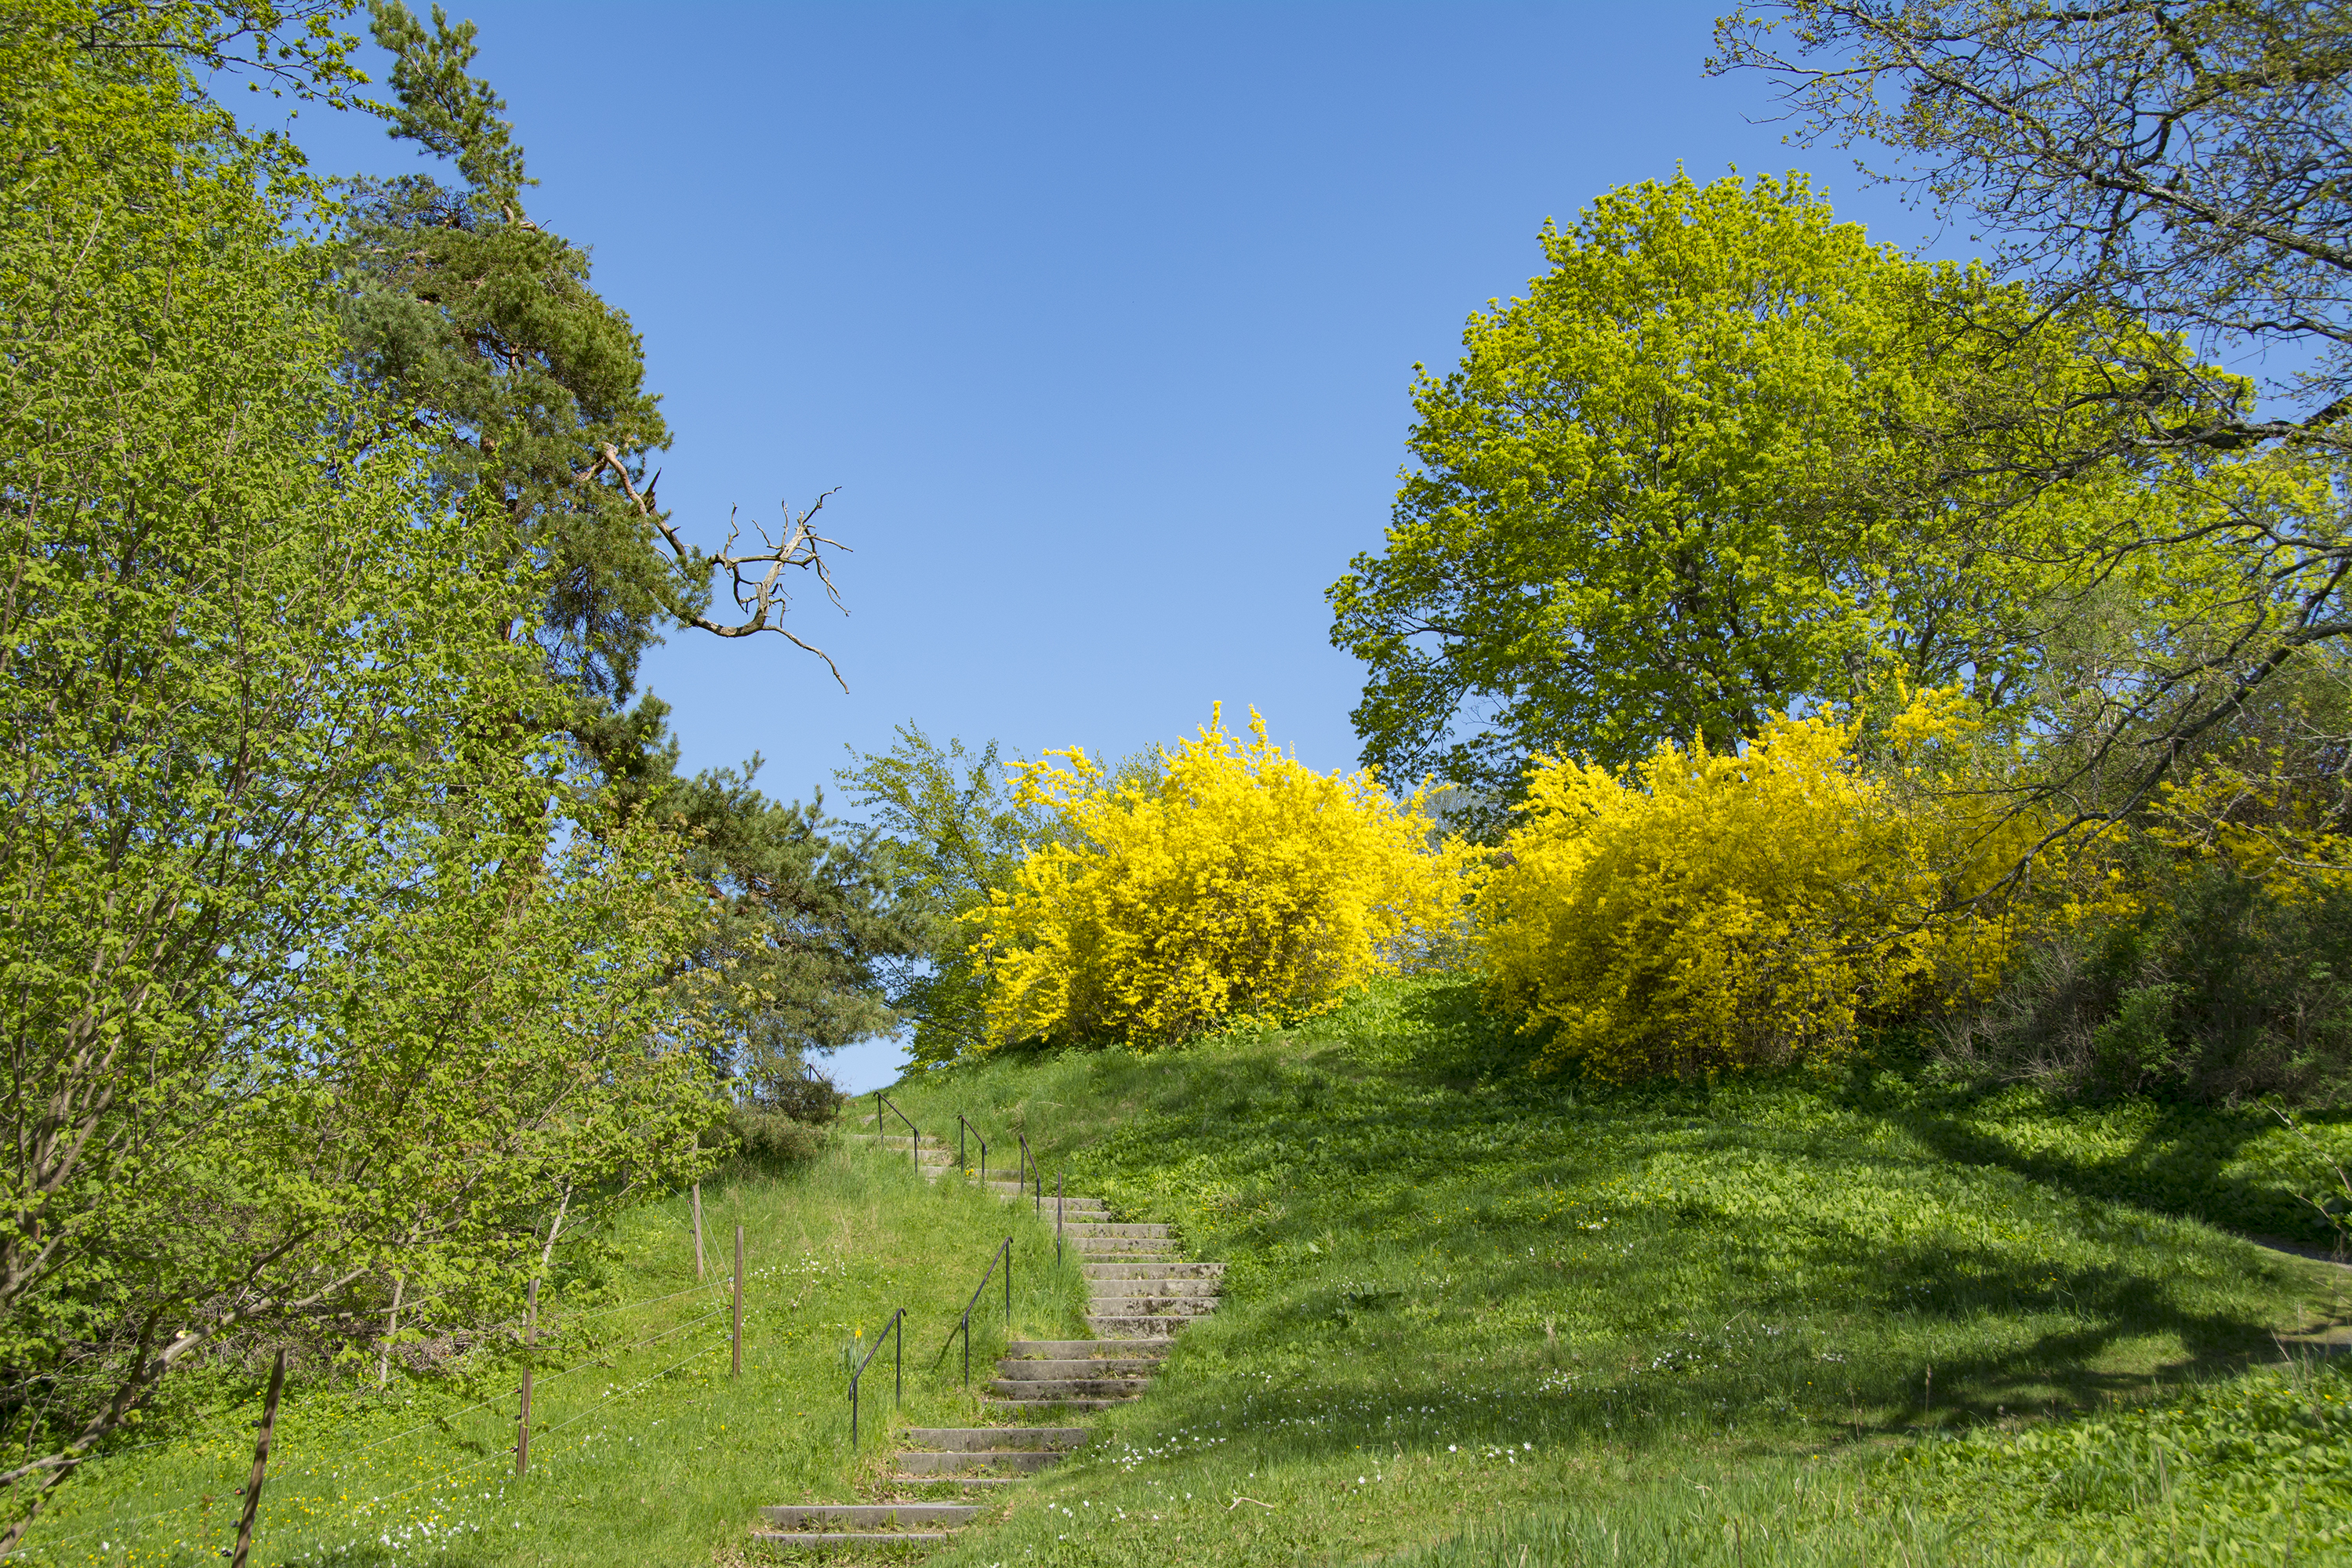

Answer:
[759,1504,978,1529]
[903,1427,1089,1452]
[989,1356,1163,1377]
[1089,1294,1219,1316]
[1089,1314,1196,1338]
[754,1530,956,1547]
[1060,1222,1171,1239]
[1071,1237,1179,1255]
[1087,1276,1219,1297]
[893,1449,1067,1475]
[1005,1338,1172,1359]
[982,1395,1138,1411]
[985,1375,1154,1399]
[896,1475,1022,1489]
[860,1140,955,1164]
[1085,1261,1221,1279]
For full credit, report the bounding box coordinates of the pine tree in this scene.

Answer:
[342,2,918,1096]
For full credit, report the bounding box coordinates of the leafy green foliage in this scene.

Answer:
[1710,2,2352,858]
[340,4,913,1097]
[838,726,1048,1067]
[13,1150,1088,1566]
[1330,173,2024,803]
[659,763,927,1103]
[1940,866,2352,1105]
[0,8,728,1539]
[340,2,677,710]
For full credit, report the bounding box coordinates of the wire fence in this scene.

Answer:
[26,1232,744,1562]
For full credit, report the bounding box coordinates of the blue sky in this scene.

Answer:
[292,2,1958,1089]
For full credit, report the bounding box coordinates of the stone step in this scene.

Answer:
[858,1132,946,1151]
[1089,1314,1196,1338]
[897,1475,1022,1489]
[902,1427,1089,1452]
[1085,1261,1222,1279]
[1004,1338,1172,1359]
[983,1401,1138,1420]
[1060,1222,1171,1239]
[754,1530,956,1547]
[1089,1294,1219,1316]
[893,1449,1067,1475]
[989,1356,1162,1377]
[1088,1277,1219,1297]
[759,1504,978,1529]
[1071,1238,1179,1254]
[985,1375,1154,1399]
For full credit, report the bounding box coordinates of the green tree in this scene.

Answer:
[1333,175,2030,805]
[343,2,852,720]
[837,728,1046,1067]
[0,5,719,1541]
[1711,0,2352,826]
[344,3,914,1085]
[1326,170,2299,826]
[661,760,929,1101]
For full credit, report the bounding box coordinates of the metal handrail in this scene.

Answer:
[957,1113,988,1189]
[1056,1171,1065,1265]
[874,1091,919,1170]
[848,1308,905,1447]
[932,1235,1013,1388]
[1017,1131,1040,1214]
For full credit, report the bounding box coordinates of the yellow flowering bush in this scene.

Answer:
[971,706,1476,1048]
[1480,698,2024,1081]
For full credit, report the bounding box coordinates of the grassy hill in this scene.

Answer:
[874,975,2352,1567]
[28,973,2351,1566]
[21,1154,1087,1568]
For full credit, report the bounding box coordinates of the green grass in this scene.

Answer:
[858,974,2350,1567]
[21,1147,1087,1568]
[34,972,2352,1566]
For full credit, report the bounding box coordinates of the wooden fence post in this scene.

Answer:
[376,1274,404,1390]
[731,1225,744,1379]
[516,1276,539,1478]
[691,1183,706,1279]
[229,1349,284,1568]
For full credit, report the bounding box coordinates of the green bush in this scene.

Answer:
[1937,863,2352,1105]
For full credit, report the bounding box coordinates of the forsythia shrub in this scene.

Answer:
[972,706,1476,1048]
[1481,698,2021,1081]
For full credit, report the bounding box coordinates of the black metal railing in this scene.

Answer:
[1056,1171,1065,1265]
[848,1308,905,1447]
[932,1235,1014,1389]
[957,1113,988,1188]
[874,1091,919,1171]
[1017,1131,1041,1214]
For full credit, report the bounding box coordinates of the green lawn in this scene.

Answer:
[31,973,2352,1566]
[21,1151,1087,1568]
[865,975,2351,1567]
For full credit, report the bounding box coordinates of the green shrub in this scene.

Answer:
[1937,862,2352,1104]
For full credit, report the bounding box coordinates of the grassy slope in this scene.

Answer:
[864,975,2350,1568]
[36,975,2350,1567]
[24,1150,1087,1568]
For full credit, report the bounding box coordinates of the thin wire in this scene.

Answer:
[553,1280,724,1326]
[71,1283,717,1472]
[328,1305,731,1465]
[344,1337,728,1517]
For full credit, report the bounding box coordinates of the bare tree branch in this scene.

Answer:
[586,445,851,691]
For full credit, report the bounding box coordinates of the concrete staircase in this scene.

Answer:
[748,1120,1221,1552]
